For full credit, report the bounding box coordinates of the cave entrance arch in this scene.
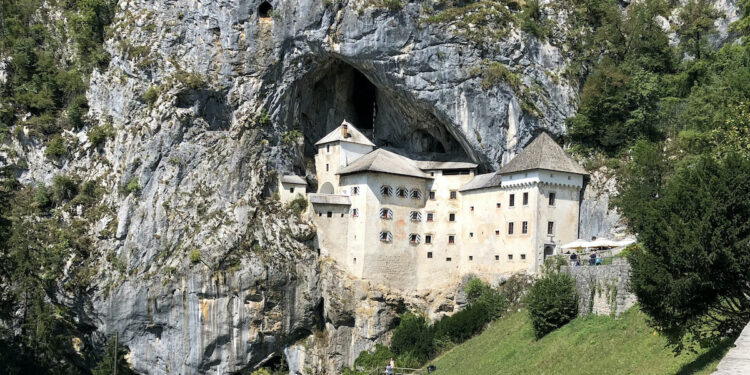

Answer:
[287,58,471,163]
[258,1,273,18]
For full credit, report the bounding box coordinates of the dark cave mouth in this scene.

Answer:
[285,58,473,165]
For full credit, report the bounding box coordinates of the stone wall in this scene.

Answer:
[561,259,636,317]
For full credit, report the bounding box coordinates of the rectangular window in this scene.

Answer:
[496,202,501,208]
[327,211,332,218]
[427,252,433,258]
[470,206,474,212]
[341,213,344,217]
[469,256,473,261]
[509,194,515,207]
[290,187,295,193]
[448,235,455,244]
[495,255,500,261]
[469,232,474,238]
[409,234,421,244]
[380,231,392,242]
[522,221,528,234]
[549,192,556,206]
[508,254,513,260]
[547,221,554,235]
[326,164,329,171]
[326,144,330,152]
[427,212,434,222]
[521,254,526,260]
[508,222,514,235]
[410,211,422,222]
[352,186,360,195]
[429,191,436,200]
[318,212,322,217]
[351,208,359,217]
[449,190,457,199]
[495,230,500,235]
[523,192,529,205]
[446,257,452,262]
[425,235,432,244]
[449,213,456,222]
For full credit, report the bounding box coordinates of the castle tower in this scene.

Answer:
[314,120,375,194]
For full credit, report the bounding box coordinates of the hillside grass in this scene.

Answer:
[429,308,735,375]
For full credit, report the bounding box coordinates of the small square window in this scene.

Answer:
[427,252,433,258]
[446,257,452,262]
[549,192,556,206]
[327,211,332,218]
[425,235,432,244]
[523,192,529,205]
[352,208,359,217]
[470,206,474,211]
[509,194,515,207]
[448,235,455,244]
[469,256,473,261]
[521,254,526,260]
[449,213,456,222]
[427,212,434,222]
[522,221,528,234]
[469,232,474,238]
[495,255,500,261]
[352,186,360,195]
[430,172,435,176]
[341,213,344,217]
[449,191,457,199]
[318,212,322,217]
[496,203,501,208]
[495,230,500,235]
[290,187,295,193]
[429,191,436,200]
[508,254,513,260]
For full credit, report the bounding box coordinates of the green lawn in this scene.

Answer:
[428,308,734,375]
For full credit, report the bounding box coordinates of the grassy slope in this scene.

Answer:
[429,308,734,375]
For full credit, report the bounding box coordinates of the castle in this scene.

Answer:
[280,121,588,291]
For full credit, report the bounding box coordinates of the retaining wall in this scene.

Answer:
[561,258,636,316]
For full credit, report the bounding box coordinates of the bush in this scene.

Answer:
[434,302,489,343]
[389,312,434,363]
[44,135,67,160]
[288,195,308,216]
[87,124,113,147]
[353,344,393,370]
[525,271,578,339]
[66,95,88,129]
[121,178,140,195]
[52,175,79,205]
[381,0,402,11]
[464,277,508,320]
[189,250,201,264]
[142,86,160,106]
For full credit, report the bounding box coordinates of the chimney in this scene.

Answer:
[341,123,349,138]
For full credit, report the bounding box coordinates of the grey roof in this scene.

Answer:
[308,194,351,205]
[280,175,307,185]
[314,120,376,147]
[415,161,478,170]
[460,173,503,192]
[337,148,432,179]
[499,132,588,175]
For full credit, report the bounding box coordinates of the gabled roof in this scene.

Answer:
[459,173,503,192]
[309,194,351,205]
[337,148,432,179]
[415,161,478,170]
[314,120,375,147]
[499,132,588,175]
[280,175,307,185]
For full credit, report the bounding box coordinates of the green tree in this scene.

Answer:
[675,0,722,59]
[92,336,135,375]
[389,312,434,363]
[525,271,578,339]
[626,153,750,352]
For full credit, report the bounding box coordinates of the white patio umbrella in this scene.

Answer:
[616,238,636,247]
[561,239,590,250]
[588,238,619,248]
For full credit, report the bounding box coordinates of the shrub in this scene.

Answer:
[87,124,113,147]
[121,178,141,195]
[34,184,51,209]
[353,344,393,370]
[52,175,79,205]
[189,250,201,264]
[44,135,67,160]
[389,312,434,363]
[66,95,88,129]
[142,86,160,106]
[257,108,271,126]
[382,0,402,11]
[433,302,489,343]
[525,271,578,339]
[288,195,308,216]
[464,277,508,319]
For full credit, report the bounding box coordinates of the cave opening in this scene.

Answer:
[286,58,473,170]
[258,1,273,18]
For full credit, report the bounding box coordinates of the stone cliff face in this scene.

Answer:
[5,0,656,373]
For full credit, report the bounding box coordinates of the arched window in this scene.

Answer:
[409,233,421,244]
[258,1,273,18]
[409,211,422,222]
[411,189,422,199]
[380,231,392,243]
[379,208,393,220]
[380,185,392,197]
[396,187,408,198]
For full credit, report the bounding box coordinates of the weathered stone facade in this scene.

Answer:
[562,259,636,317]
